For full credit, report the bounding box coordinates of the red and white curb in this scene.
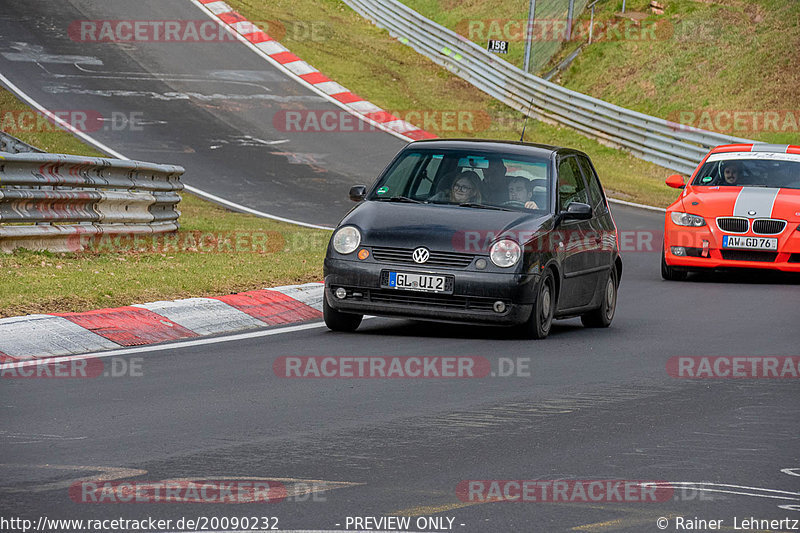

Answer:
[0,282,324,361]
[192,0,437,141]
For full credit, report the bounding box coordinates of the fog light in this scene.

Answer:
[358,249,369,260]
[493,301,506,313]
[335,287,347,299]
[475,258,487,270]
[671,246,687,256]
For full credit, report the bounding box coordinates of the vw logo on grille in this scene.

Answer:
[412,247,430,264]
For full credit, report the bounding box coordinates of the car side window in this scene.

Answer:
[557,157,589,211]
[378,153,423,197]
[576,156,606,213]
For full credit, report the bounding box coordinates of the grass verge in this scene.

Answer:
[230,0,682,207]
[397,0,799,144]
[0,87,329,318]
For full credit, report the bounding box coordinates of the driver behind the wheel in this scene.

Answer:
[507,176,540,209]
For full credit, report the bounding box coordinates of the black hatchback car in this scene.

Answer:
[323,139,622,338]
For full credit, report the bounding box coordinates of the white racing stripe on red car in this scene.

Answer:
[732,188,780,218]
[707,152,800,163]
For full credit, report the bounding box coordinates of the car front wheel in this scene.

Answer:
[323,296,363,332]
[519,269,556,339]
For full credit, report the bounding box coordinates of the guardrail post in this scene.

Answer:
[566,0,575,42]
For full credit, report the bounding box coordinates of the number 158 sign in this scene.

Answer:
[487,40,508,54]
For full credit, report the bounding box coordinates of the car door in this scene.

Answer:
[576,155,615,280]
[554,156,599,310]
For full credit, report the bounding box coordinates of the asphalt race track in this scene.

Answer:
[0,0,405,226]
[1,1,799,532]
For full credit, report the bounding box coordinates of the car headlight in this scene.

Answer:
[332,226,361,254]
[670,212,706,227]
[489,239,521,268]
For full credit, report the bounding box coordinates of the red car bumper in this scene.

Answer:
[664,218,800,273]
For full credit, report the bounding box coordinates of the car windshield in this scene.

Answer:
[368,149,551,211]
[691,154,800,189]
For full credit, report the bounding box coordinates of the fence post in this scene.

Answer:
[523,0,537,72]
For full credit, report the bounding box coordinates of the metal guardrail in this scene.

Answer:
[343,0,755,174]
[0,151,184,253]
[0,131,43,154]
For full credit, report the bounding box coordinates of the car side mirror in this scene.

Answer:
[349,185,367,202]
[666,174,686,189]
[558,202,592,222]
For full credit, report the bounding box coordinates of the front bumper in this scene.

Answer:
[324,257,540,325]
[664,218,800,272]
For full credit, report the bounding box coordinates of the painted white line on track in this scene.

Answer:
[0,72,333,230]
[645,481,800,501]
[0,321,328,371]
[667,488,798,501]
[182,184,333,230]
[0,316,377,371]
[0,464,148,493]
[608,197,666,213]
[655,481,800,496]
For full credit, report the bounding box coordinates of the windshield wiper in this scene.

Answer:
[375,196,422,203]
[457,203,512,211]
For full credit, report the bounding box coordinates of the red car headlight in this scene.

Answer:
[670,212,707,227]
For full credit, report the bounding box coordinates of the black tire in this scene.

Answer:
[519,269,556,339]
[581,268,618,328]
[661,247,688,281]
[323,296,363,332]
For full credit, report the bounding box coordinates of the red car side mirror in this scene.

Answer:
[665,175,686,189]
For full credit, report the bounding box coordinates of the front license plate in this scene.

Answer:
[722,235,778,250]
[385,271,450,293]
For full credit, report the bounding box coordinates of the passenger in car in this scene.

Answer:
[429,170,482,204]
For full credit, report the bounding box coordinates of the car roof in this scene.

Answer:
[710,143,800,155]
[405,138,585,159]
